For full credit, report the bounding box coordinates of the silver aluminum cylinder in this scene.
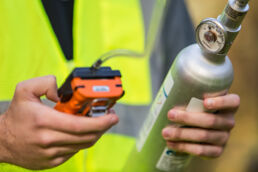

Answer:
[123,44,233,172]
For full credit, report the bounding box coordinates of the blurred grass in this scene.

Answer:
[185,0,258,172]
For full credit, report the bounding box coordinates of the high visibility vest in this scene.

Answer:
[0,0,151,104]
[0,0,152,171]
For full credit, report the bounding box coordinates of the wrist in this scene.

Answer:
[0,114,11,163]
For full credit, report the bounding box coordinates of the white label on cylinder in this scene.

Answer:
[163,74,174,96]
[155,98,204,171]
[152,91,166,118]
[136,73,174,152]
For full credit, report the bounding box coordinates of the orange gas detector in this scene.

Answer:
[55,67,124,117]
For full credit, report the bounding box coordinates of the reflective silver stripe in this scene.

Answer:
[0,99,149,137]
[44,100,150,137]
[110,103,150,137]
[0,99,55,114]
[43,99,150,137]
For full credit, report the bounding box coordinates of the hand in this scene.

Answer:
[162,94,240,158]
[0,76,119,170]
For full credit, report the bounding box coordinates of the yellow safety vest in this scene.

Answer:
[0,0,152,171]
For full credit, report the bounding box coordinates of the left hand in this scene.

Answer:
[162,94,240,158]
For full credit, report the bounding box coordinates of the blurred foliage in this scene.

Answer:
[185,0,258,172]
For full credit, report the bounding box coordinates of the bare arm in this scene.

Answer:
[0,76,119,170]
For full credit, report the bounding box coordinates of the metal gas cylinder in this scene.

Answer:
[123,0,250,171]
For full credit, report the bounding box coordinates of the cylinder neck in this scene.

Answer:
[202,51,226,64]
[196,0,250,61]
[219,0,249,30]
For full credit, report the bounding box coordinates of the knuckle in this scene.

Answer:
[199,131,210,141]
[176,144,186,153]
[195,147,205,156]
[47,75,57,84]
[213,147,223,158]
[177,112,189,124]
[38,133,54,147]
[69,122,83,133]
[96,120,109,131]
[221,132,230,144]
[15,82,23,92]
[50,157,66,168]
[217,97,225,107]
[207,116,217,128]
[73,125,83,133]
[15,82,27,94]
[233,95,241,107]
[44,149,59,158]
[34,115,46,128]
[172,128,183,140]
[227,119,235,129]
[87,134,99,142]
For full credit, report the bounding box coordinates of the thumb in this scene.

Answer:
[15,75,60,102]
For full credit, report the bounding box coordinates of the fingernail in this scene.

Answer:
[162,128,170,138]
[206,99,213,108]
[110,116,118,124]
[168,110,177,119]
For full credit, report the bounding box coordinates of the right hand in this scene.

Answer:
[0,76,119,170]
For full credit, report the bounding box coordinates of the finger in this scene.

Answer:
[167,109,235,130]
[167,142,223,158]
[204,94,240,111]
[34,104,119,134]
[42,147,78,159]
[42,143,97,160]
[107,109,116,114]
[162,127,229,146]
[36,129,103,148]
[15,75,60,102]
[49,154,74,168]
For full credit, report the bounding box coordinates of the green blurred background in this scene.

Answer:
[185,0,258,171]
